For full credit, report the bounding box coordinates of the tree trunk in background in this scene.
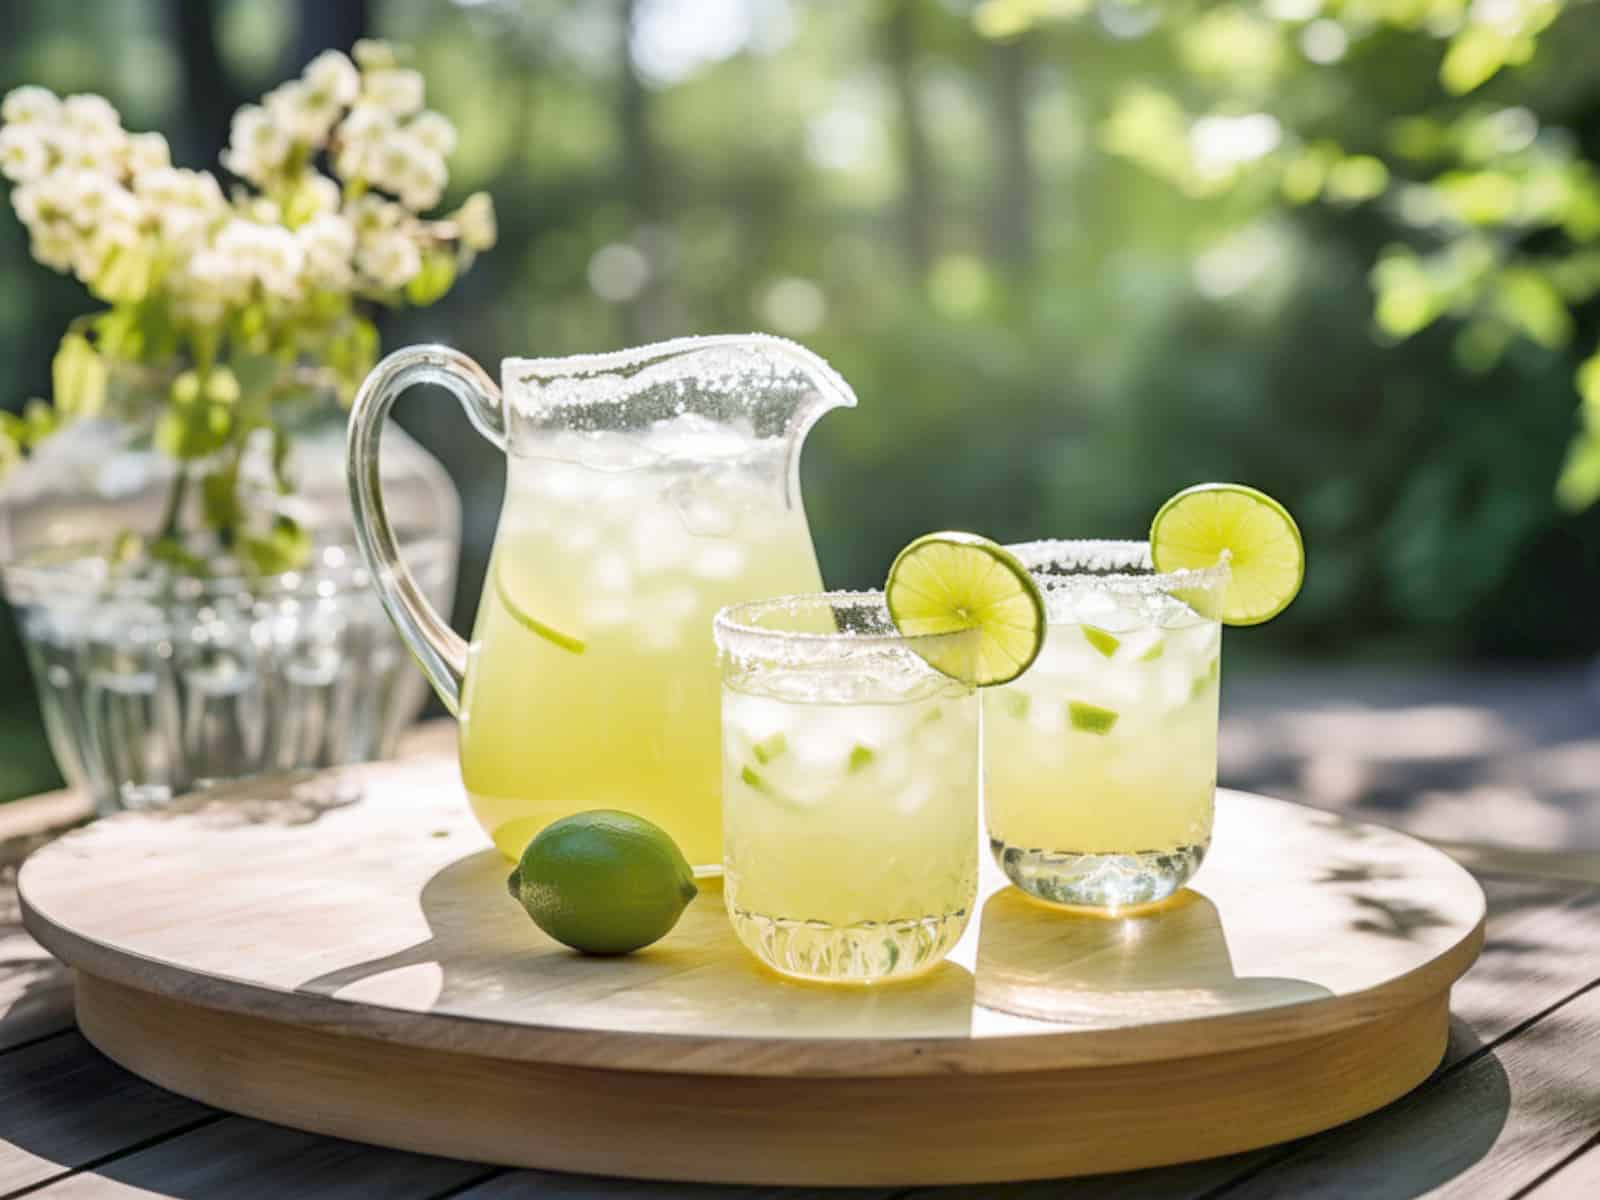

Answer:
[988,34,1034,275]
[295,0,370,64]
[886,0,934,282]
[172,0,247,171]
[617,0,666,341]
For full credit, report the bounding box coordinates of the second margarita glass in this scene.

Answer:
[984,541,1229,909]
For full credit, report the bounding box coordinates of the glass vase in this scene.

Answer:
[0,363,460,813]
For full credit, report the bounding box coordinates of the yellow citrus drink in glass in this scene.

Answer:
[460,424,822,865]
[984,541,1227,908]
[715,593,978,983]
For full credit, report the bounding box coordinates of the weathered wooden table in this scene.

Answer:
[3,723,1600,1198]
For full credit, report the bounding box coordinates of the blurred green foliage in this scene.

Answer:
[7,0,1600,796]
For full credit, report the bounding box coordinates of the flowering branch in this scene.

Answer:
[0,40,497,574]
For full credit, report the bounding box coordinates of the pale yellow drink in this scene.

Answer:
[984,541,1225,908]
[716,594,978,984]
[460,423,822,865]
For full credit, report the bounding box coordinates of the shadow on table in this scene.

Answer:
[298,849,979,1042]
[974,887,1334,1024]
[1181,1017,1514,1199]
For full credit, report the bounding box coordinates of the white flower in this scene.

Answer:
[74,218,140,283]
[183,169,227,213]
[176,247,250,307]
[159,206,213,253]
[265,80,341,148]
[298,170,342,218]
[455,192,496,251]
[221,104,290,183]
[0,125,50,183]
[30,229,76,272]
[303,50,360,108]
[331,102,394,182]
[132,165,185,207]
[349,192,405,233]
[2,85,60,125]
[366,129,445,211]
[61,94,122,138]
[10,181,43,227]
[362,68,424,117]
[60,169,124,227]
[352,39,399,71]
[356,229,421,289]
[126,131,170,173]
[399,152,446,212]
[216,217,306,299]
[241,195,282,226]
[408,111,456,157]
[297,212,355,289]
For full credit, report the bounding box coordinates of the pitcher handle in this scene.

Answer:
[347,345,504,716]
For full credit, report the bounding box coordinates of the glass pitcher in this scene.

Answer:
[347,335,856,867]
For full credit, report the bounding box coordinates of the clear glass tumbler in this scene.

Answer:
[983,541,1229,909]
[714,592,979,983]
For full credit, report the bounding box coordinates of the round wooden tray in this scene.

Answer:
[18,758,1485,1187]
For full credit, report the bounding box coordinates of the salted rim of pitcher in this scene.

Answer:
[502,332,856,407]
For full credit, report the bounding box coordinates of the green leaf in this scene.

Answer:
[91,239,159,304]
[1557,433,1600,511]
[154,403,232,460]
[240,515,311,575]
[52,334,107,418]
[405,250,457,306]
[110,531,145,564]
[1441,26,1511,95]
[149,536,211,576]
[270,424,294,494]
[21,399,56,445]
[329,318,380,403]
[200,465,242,532]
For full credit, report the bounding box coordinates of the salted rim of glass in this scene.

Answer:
[714,589,972,668]
[1007,539,1231,595]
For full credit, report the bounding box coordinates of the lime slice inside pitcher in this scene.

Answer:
[493,554,587,654]
[885,532,1045,685]
[1150,483,1304,626]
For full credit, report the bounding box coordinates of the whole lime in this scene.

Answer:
[506,810,698,955]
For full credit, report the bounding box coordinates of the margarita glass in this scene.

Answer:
[715,592,979,983]
[984,541,1228,908]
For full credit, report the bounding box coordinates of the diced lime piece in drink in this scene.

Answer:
[998,690,1030,720]
[848,744,876,773]
[494,561,587,654]
[1138,637,1166,662]
[1189,656,1221,702]
[740,765,770,793]
[1082,625,1121,658]
[885,532,1046,686]
[753,732,788,764]
[1068,701,1119,735]
[1150,483,1304,626]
